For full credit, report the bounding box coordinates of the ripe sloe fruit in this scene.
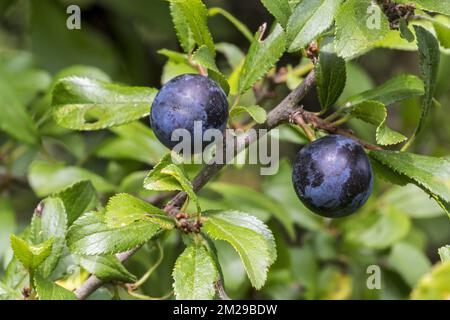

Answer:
[292,135,373,218]
[150,74,228,151]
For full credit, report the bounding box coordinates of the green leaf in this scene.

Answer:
[315,50,346,109]
[370,150,450,215]
[52,77,157,130]
[343,74,425,145]
[143,154,181,191]
[275,123,309,145]
[191,46,230,94]
[34,274,77,300]
[373,19,450,53]
[228,60,244,96]
[438,246,450,262]
[215,43,245,69]
[0,50,52,106]
[411,261,450,299]
[0,282,21,300]
[163,164,200,211]
[399,19,415,42]
[169,1,195,53]
[260,0,292,28]
[96,122,167,165]
[208,69,231,96]
[381,184,445,219]
[373,27,416,51]
[370,157,410,186]
[286,0,340,52]
[55,180,99,227]
[388,242,431,287]
[67,211,167,255]
[30,197,67,278]
[158,49,189,64]
[53,65,111,83]
[144,154,200,211]
[77,255,136,283]
[208,7,253,42]
[345,74,425,107]
[28,160,116,197]
[105,193,168,228]
[238,24,286,94]
[407,26,440,145]
[289,0,301,8]
[0,51,50,144]
[230,105,267,124]
[345,206,411,249]
[376,121,408,146]
[397,0,450,16]
[172,244,218,300]
[0,198,16,264]
[335,0,389,59]
[337,62,374,105]
[192,45,219,73]
[347,100,406,145]
[347,100,385,124]
[0,78,39,144]
[204,182,295,239]
[203,210,276,289]
[2,257,28,292]
[432,15,450,49]
[10,235,54,271]
[171,0,215,55]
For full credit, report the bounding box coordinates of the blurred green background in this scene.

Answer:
[0,0,449,300]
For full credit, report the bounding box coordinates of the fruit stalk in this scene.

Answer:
[295,111,383,151]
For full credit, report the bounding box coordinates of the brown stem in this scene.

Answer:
[215,279,231,300]
[188,54,208,76]
[197,65,207,76]
[295,111,383,151]
[291,110,315,141]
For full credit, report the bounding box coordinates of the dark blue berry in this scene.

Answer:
[150,74,228,151]
[292,135,374,218]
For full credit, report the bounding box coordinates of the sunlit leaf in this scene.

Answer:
[52,77,157,130]
[173,244,218,300]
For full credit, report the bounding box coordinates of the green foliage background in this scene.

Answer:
[0,0,450,300]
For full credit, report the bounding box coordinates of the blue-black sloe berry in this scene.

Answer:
[292,135,374,218]
[150,74,228,151]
